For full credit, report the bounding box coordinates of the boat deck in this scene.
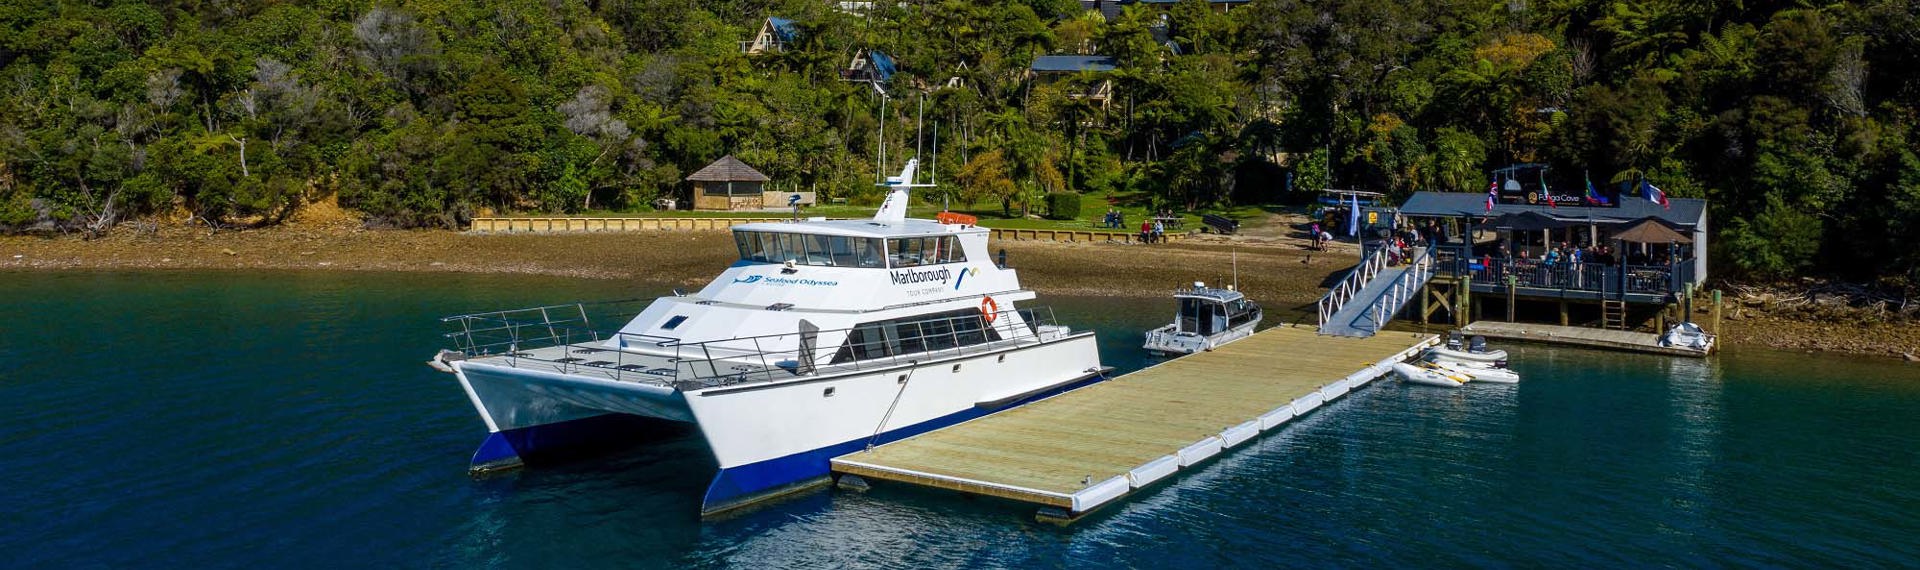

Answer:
[1462,321,1711,357]
[830,325,1437,521]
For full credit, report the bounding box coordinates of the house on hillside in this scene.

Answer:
[742,17,799,54]
[1119,0,1247,13]
[843,49,896,95]
[1029,55,1117,114]
[688,155,773,211]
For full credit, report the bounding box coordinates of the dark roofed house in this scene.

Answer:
[688,155,772,211]
[1029,55,1118,114]
[844,49,895,84]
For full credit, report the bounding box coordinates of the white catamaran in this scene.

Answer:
[430,160,1109,514]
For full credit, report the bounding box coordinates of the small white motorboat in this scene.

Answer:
[1143,282,1262,356]
[1660,322,1715,352]
[1427,358,1520,383]
[1428,332,1508,365]
[1394,362,1470,388]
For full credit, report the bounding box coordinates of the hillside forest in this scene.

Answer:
[1,0,1918,282]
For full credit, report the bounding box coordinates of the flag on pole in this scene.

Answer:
[1584,172,1607,205]
[1347,192,1361,237]
[1641,179,1670,209]
[1540,169,1556,209]
[1485,178,1498,212]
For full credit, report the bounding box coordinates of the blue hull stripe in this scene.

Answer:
[700,372,1107,513]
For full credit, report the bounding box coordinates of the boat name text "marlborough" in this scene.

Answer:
[890,267,951,286]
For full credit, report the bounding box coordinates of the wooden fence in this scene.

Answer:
[467,216,1180,244]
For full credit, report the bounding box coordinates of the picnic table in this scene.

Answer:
[1152,216,1183,229]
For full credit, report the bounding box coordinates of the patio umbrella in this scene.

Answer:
[1488,210,1569,231]
[1611,217,1692,243]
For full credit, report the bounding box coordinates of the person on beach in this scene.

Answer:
[1152,220,1165,243]
[1310,222,1322,250]
[1140,220,1154,244]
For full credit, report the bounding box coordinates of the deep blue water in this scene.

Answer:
[2,271,1917,568]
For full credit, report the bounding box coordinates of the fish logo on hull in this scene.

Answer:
[732,275,764,284]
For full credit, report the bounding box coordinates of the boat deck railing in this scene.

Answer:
[442,304,1067,390]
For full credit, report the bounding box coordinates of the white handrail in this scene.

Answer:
[1317,246,1391,328]
[1362,247,1434,333]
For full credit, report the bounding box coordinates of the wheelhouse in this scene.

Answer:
[731,229,967,268]
[1174,287,1261,336]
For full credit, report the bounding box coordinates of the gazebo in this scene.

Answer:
[687,155,771,211]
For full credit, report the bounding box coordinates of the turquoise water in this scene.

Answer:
[3,271,1917,568]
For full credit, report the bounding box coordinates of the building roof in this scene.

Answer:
[1030,55,1117,73]
[1121,0,1251,4]
[1398,191,1707,227]
[685,155,770,182]
[767,17,799,42]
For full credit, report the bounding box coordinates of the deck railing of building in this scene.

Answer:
[1436,242,1698,299]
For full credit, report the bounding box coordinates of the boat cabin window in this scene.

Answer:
[661,315,688,330]
[887,236,965,267]
[829,308,1004,364]
[734,231,885,268]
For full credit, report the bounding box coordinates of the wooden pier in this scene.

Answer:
[831,325,1437,522]
[1462,321,1712,357]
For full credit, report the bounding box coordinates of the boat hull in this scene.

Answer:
[1429,346,1509,364]
[1143,319,1261,355]
[450,332,1105,514]
[685,333,1104,514]
[1394,362,1468,388]
[1428,360,1520,383]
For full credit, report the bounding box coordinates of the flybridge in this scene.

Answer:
[890,267,951,285]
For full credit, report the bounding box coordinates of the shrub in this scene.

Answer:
[1044,192,1081,220]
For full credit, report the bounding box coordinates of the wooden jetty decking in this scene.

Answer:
[831,325,1437,522]
[1462,321,1712,357]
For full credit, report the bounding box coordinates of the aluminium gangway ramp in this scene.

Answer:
[830,325,1437,522]
[1316,246,1436,337]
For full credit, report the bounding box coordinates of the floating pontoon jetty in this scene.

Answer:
[1462,321,1711,357]
[831,325,1437,522]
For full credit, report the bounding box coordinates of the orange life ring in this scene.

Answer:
[980,296,999,323]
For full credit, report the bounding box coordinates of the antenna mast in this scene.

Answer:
[915,96,926,184]
[876,96,888,184]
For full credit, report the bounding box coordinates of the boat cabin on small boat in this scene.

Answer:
[1144,282,1262,355]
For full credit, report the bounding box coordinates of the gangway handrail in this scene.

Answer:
[1356,246,1435,334]
[1317,244,1391,328]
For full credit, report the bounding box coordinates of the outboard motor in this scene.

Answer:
[1469,335,1489,354]
[1447,331,1465,351]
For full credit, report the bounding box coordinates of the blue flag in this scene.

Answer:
[1347,192,1360,237]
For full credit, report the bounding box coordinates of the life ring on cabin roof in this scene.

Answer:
[980,296,999,323]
